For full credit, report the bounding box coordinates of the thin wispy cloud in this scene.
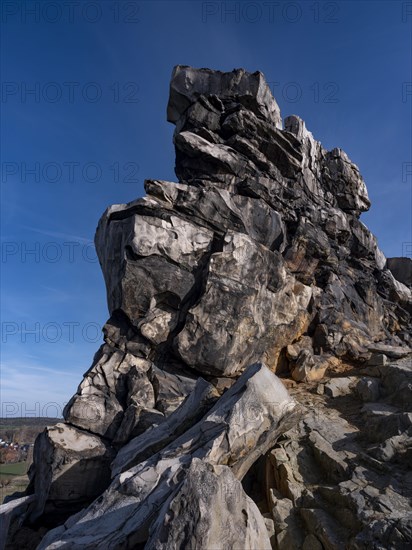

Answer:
[0,359,80,417]
[0,355,84,416]
[17,225,94,245]
[1,360,80,378]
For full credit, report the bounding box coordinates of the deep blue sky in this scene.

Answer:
[1,0,411,415]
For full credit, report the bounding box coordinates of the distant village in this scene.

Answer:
[0,437,33,464]
[0,418,59,466]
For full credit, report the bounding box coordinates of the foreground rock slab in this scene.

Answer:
[146,458,272,550]
[37,363,298,549]
[27,423,114,522]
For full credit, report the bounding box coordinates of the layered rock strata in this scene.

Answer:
[2,65,411,550]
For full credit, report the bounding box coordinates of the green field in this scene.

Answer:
[0,419,58,503]
[0,461,28,478]
[0,462,29,503]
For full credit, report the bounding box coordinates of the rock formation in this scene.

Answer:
[1,65,411,549]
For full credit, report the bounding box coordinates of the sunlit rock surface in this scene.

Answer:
[2,65,411,550]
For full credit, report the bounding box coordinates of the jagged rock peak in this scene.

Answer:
[167,64,282,128]
[168,65,371,217]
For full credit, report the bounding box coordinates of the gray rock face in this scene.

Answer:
[176,232,312,376]
[26,423,114,523]
[91,63,411,379]
[2,65,411,549]
[167,65,282,129]
[387,257,412,287]
[322,148,371,213]
[267,356,412,550]
[36,364,297,549]
[111,377,219,476]
[145,459,272,550]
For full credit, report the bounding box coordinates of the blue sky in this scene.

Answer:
[1,0,411,416]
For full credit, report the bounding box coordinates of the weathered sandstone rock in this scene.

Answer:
[2,65,411,549]
[37,364,298,549]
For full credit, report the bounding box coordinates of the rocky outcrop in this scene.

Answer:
[92,66,411,380]
[37,364,298,549]
[1,65,411,549]
[267,356,412,549]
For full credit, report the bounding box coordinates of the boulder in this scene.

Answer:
[27,423,114,522]
[324,377,358,398]
[290,350,340,383]
[145,459,272,550]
